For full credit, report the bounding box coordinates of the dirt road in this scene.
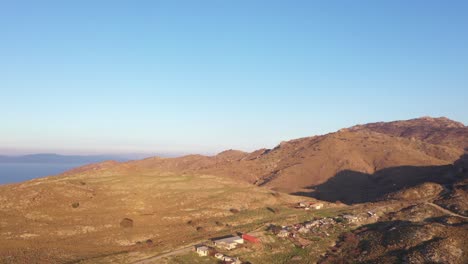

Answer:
[132,224,267,263]
[132,246,193,264]
[425,202,468,219]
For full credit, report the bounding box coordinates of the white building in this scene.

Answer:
[313,203,324,209]
[195,245,209,256]
[277,229,290,238]
[213,236,244,250]
[298,226,309,233]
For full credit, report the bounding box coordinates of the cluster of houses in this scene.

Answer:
[296,201,324,210]
[270,212,378,248]
[191,210,378,261]
[194,243,242,264]
[193,233,260,263]
[340,211,378,224]
[273,217,337,238]
[194,244,242,264]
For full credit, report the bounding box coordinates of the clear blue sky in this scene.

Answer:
[1,0,467,155]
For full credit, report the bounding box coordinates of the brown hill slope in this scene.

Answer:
[319,159,468,264]
[246,129,461,190]
[0,170,307,263]
[64,117,466,204]
[48,116,467,205]
[1,117,467,263]
[350,116,468,149]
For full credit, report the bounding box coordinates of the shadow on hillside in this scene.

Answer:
[292,154,468,205]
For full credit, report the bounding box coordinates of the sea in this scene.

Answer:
[0,162,86,185]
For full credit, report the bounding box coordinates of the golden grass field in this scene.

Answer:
[0,168,322,263]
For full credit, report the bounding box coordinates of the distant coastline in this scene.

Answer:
[0,153,157,185]
[0,162,87,184]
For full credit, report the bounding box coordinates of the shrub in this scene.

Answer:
[146,239,153,246]
[267,207,279,214]
[120,218,134,228]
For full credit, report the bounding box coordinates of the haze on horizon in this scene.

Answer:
[1,0,467,155]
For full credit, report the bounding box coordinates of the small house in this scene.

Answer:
[223,256,234,262]
[343,214,359,223]
[213,236,244,250]
[305,220,320,229]
[312,203,324,209]
[277,229,289,238]
[224,257,242,264]
[293,224,303,230]
[215,253,224,259]
[222,256,242,264]
[195,245,210,257]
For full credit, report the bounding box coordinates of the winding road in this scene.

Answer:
[424,202,468,219]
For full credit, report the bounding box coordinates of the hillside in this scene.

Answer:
[350,116,468,149]
[318,158,468,264]
[1,116,467,263]
[0,169,310,263]
[74,117,466,203]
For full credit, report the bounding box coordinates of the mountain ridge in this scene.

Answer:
[59,116,468,202]
[349,116,468,149]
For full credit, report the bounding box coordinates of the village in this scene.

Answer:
[189,202,379,263]
[268,209,377,249]
[193,233,260,264]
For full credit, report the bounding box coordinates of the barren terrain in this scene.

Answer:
[0,117,467,263]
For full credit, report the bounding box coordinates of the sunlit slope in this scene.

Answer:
[0,169,305,263]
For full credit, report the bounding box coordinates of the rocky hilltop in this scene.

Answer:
[350,116,468,149]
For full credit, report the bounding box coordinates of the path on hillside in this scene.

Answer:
[424,202,468,219]
[132,245,193,264]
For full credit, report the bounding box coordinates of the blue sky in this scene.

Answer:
[1,0,467,155]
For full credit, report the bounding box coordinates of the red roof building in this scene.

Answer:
[242,234,260,244]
